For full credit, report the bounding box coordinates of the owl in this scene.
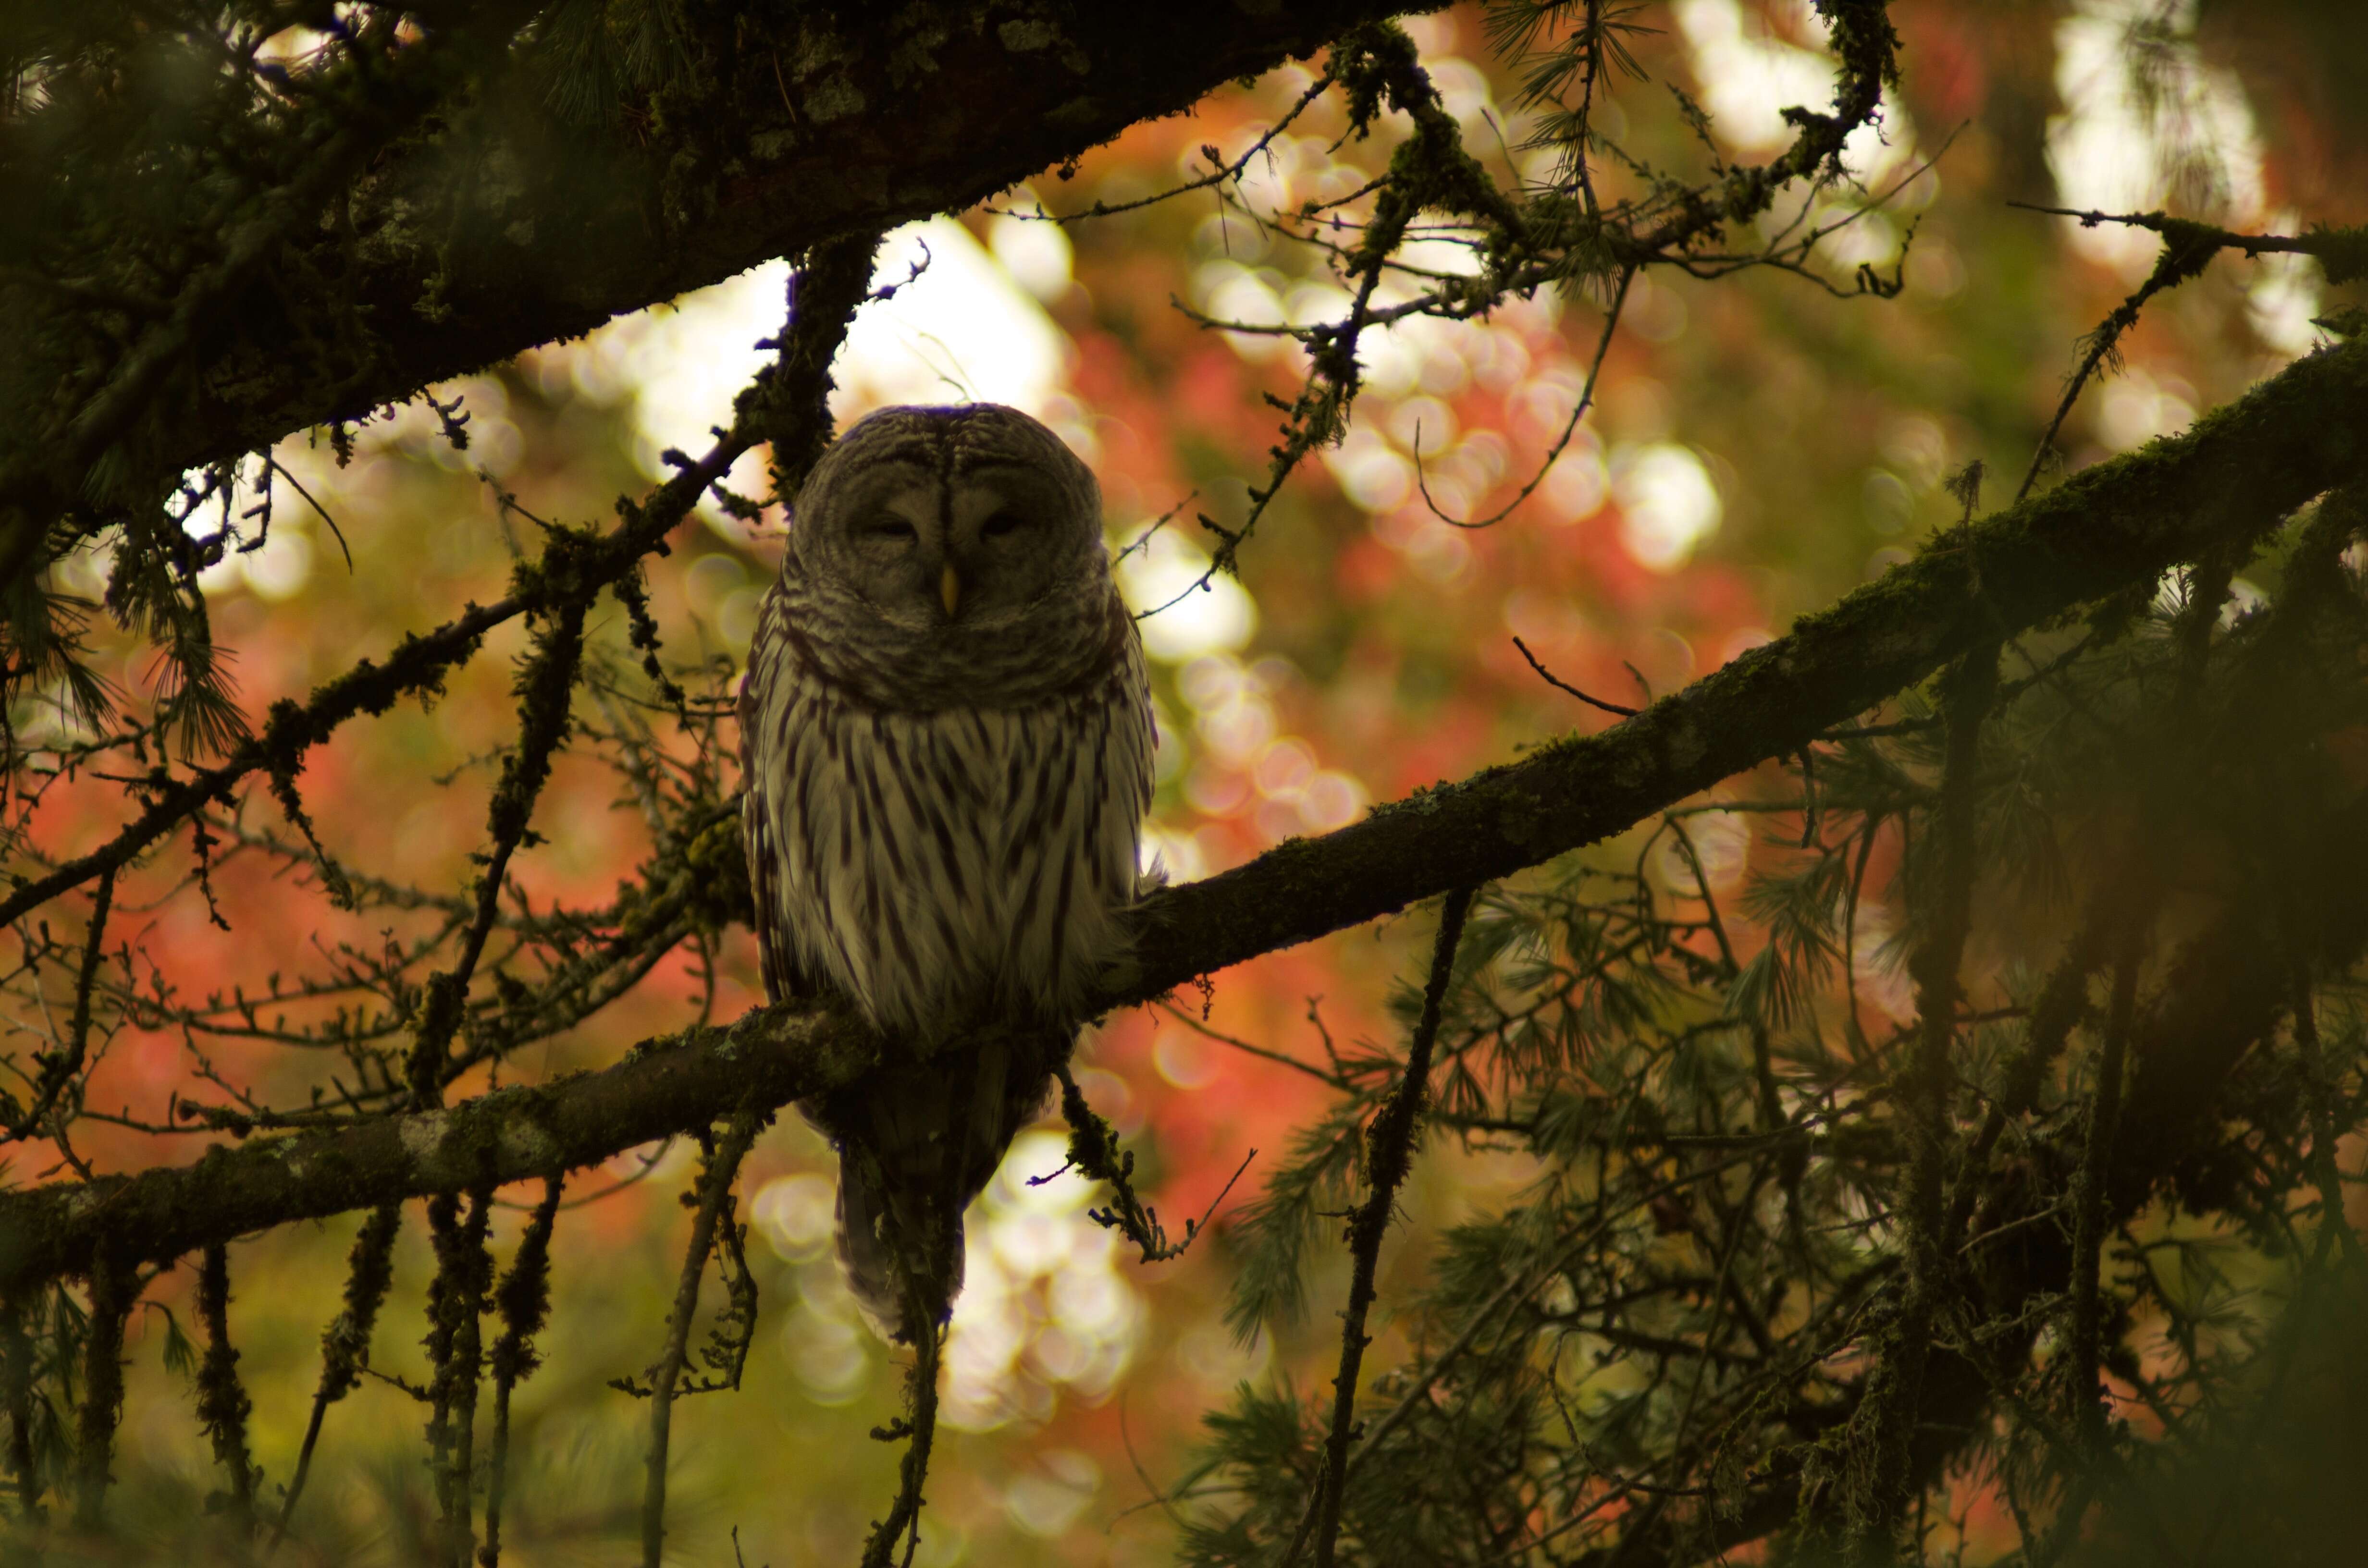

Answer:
[738,403,1157,1342]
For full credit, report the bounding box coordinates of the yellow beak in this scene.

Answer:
[939,564,962,618]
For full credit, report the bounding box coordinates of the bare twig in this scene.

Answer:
[1513,636,1640,718]
[1299,884,1477,1568]
[2065,941,2138,1455]
[1847,640,1997,1555]
[638,1109,762,1568]
[1417,267,1633,531]
[3,866,114,1144]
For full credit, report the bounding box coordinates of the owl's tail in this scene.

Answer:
[815,1025,1067,1343]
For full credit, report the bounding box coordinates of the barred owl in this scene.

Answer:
[738,403,1156,1342]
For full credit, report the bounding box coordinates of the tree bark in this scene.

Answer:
[0,0,1432,559]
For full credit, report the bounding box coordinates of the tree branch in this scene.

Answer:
[1303,885,1476,1568]
[638,1110,761,1568]
[0,0,1445,552]
[0,335,2363,1293]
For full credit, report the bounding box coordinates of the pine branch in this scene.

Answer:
[1846,643,1997,1558]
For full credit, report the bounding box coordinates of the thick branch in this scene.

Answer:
[2,0,1438,539]
[0,336,2362,1291]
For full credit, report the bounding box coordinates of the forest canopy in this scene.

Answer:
[2,2,2367,1565]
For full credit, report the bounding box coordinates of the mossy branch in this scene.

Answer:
[71,1248,129,1530]
[192,1241,256,1533]
[481,1174,563,1568]
[2,0,1440,577]
[271,1200,402,1549]
[1048,1062,1247,1264]
[422,1187,494,1567]
[1,335,2364,1298]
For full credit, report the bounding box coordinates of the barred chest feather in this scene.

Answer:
[740,614,1155,1044]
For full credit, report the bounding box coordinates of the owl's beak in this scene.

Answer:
[939,564,962,619]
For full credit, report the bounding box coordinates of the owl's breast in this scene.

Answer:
[746,622,1154,1043]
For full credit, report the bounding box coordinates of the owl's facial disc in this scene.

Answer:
[936,470,1086,630]
[829,476,951,628]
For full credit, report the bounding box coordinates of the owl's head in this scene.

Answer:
[787,404,1107,641]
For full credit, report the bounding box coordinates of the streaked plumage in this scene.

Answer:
[738,403,1155,1340]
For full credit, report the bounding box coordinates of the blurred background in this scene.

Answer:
[24,2,2365,1562]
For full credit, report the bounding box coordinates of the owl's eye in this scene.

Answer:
[981,510,1025,539]
[862,517,918,543]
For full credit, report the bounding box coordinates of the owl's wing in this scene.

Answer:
[1115,615,1165,897]
[738,636,821,1007]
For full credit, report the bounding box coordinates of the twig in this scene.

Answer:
[639,1108,762,1568]
[73,1246,131,1530]
[1513,637,1640,718]
[2011,214,2227,505]
[1298,884,1477,1568]
[1000,64,1340,226]
[1112,491,1197,566]
[405,601,588,1104]
[271,1201,403,1552]
[1156,999,1340,1085]
[1663,816,1740,977]
[3,866,115,1143]
[2005,203,2366,267]
[2064,941,2137,1458]
[481,1174,564,1568]
[859,1323,942,1568]
[1050,1061,1250,1262]
[194,1241,258,1533]
[1848,640,1998,1555]
[1416,267,1634,530]
[423,1187,494,1567]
